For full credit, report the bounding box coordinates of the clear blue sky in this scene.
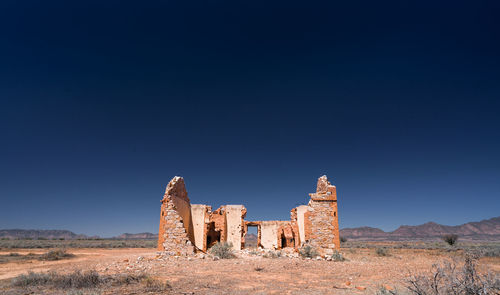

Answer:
[1,0,499,237]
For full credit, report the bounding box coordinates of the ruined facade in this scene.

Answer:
[158,175,340,256]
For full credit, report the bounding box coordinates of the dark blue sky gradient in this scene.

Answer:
[1,0,499,237]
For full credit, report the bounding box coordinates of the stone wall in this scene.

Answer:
[157,177,195,255]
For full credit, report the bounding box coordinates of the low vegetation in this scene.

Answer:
[143,276,171,292]
[299,244,319,258]
[341,241,500,256]
[375,252,500,295]
[12,270,101,289]
[209,242,234,259]
[331,250,346,261]
[38,249,75,261]
[0,239,156,249]
[375,247,390,257]
[0,252,38,263]
[11,269,169,293]
[406,252,500,295]
[263,250,282,258]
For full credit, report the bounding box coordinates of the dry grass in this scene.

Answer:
[11,270,156,289]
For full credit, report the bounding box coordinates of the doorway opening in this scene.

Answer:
[206,222,220,249]
[245,225,258,249]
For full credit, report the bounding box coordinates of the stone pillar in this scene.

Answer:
[157,176,195,255]
[304,175,340,255]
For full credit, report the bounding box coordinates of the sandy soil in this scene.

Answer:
[0,247,498,294]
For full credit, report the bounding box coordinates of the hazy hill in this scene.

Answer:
[0,229,90,240]
[341,216,500,241]
[0,230,156,240]
[114,233,158,240]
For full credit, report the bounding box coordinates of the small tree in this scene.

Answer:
[442,234,458,246]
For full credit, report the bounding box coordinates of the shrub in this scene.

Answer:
[143,277,171,292]
[12,271,53,287]
[52,270,101,289]
[299,244,319,258]
[442,234,459,246]
[376,247,390,257]
[9,252,20,256]
[406,252,500,295]
[263,250,281,258]
[110,273,147,285]
[39,249,75,261]
[340,236,347,243]
[209,242,234,259]
[331,251,346,262]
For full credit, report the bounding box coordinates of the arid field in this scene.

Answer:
[0,241,499,295]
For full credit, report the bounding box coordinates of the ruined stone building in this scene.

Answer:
[158,175,340,256]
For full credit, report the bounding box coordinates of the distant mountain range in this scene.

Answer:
[0,229,156,240]
[0,229,95,240]
[114,233,158,240]
[340,216,500,241]
[2,216,498,241]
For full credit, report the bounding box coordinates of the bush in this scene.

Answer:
[263,250,281,258]
[376,247,390,257]
[340,236,347,243]
[38,249,75,261]
[442,234,459,246]
[209,242,234,259]
[143,277,171,292]
[12,271,53,287]
[299,244,319,258]
[52,270,101,289]
[331,251,346,262]
[407,252,500,295]
[110,273,147,285]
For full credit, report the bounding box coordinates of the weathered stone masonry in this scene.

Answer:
[158,175,340,256]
